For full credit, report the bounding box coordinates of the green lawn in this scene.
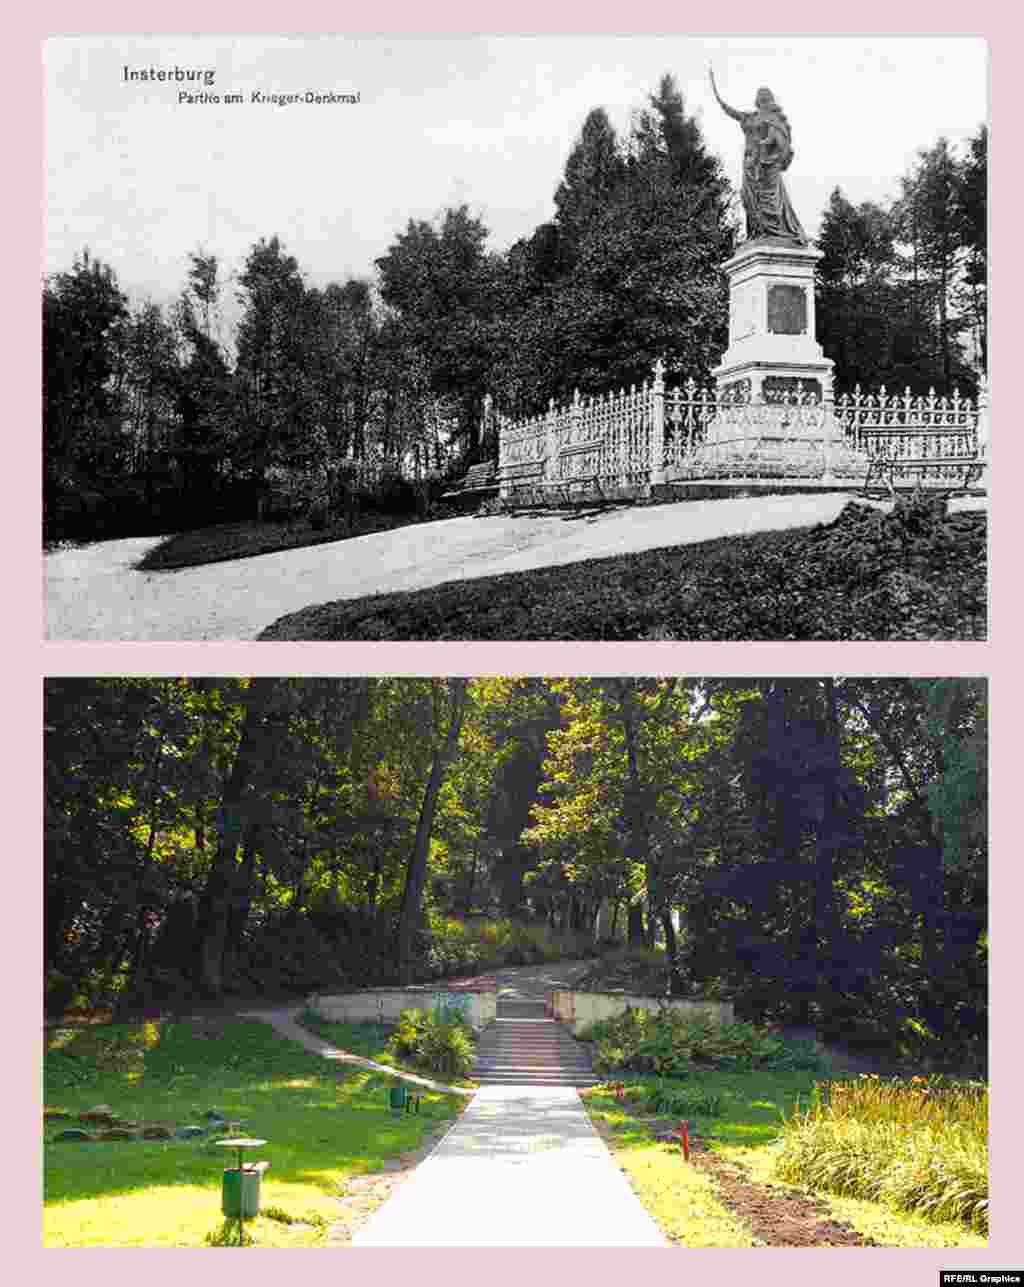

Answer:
[43,1017,464,1247]
[581,1070,987,1248]
[258,502,986,642]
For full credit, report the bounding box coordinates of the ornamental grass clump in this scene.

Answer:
[388,1008,475,1080]
[773,1075,988,1233]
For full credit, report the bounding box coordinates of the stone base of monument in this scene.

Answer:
[670,235,870,484]
[668,404,870,486]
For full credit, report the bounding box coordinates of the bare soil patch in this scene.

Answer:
[688,1146,879,1247]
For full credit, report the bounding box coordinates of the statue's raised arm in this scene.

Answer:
[708,66,745,122]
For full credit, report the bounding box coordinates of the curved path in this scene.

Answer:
[45,493,897,640]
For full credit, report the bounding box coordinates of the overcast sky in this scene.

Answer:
[46,34,987,321]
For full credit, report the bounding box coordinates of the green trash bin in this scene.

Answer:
[216,1138,268,1233]
[388,1086,407,1113]
[222,1165,262,1219]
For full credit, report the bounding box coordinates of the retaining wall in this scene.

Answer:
[550,989,733,1037]
[308,987,497,1032]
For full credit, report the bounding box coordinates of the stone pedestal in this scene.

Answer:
[677,236,869,483]
[715,237,832,398]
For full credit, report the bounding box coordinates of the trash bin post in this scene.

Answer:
[216,1137,268,1246]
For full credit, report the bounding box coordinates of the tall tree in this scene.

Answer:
[192,677,283,997]
[496,75,734,412]
[43,251,130,536]
[376,207,498,463]
[395,679,470,981]
[894,138,973,393]
[175,253,232,503]
[955,125,988,373]
[233,236,313,508]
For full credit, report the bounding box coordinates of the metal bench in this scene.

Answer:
[861,453,985,499]
[537,439,610,506]
[441,460,499,501]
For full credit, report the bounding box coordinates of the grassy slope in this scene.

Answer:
[258,505,986,642]
[43,1018,463,1247]
[581,1073,986,1249]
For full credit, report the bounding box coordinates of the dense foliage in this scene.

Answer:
[816,129,987,394]
[45,678,987,1074]
[582,1010,826,1076]
[258,496,986,642]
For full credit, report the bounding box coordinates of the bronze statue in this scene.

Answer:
[709,68,808,244]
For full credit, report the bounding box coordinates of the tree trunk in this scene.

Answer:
[193,678,279,997]
[627,902,645,946]
[612,680,657,952]
[661,911,677,965]
[464,838,480,915]
[815,678,843,1029]
[222,827,261,987]
[396,679,469,982]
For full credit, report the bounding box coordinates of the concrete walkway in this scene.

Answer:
[350,1084,667,1247]
[44,492,969,640]
[245,964,665,1245]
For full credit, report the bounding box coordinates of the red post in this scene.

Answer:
[677,1120,689,1161]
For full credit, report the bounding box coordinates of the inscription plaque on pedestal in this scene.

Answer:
[763,375,823,402]
[721,378,752,404]
[767,284,807,335]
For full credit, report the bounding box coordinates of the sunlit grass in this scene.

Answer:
[582,1087,755,1247]
[44,1018,463,1247]
[582,1067,986,1248]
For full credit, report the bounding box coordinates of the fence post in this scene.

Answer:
[545,397,558,482]
[650,358,666,489]
[976,373,990,458]
[496,397,510,500]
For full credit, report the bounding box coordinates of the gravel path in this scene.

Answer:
[44,494,985,641]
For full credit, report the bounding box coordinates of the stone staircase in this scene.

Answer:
[471,997,601,1087]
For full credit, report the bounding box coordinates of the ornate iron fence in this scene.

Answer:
[496,361,988,499]
[836,385,987,487]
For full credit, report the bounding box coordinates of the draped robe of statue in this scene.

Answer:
[714,82,808,243]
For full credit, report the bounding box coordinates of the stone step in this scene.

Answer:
[471,1012,597,1086]
[475,1047,582,1056]
[474,1054,594,1065]
[473,1075,602,1086]
[477,1037,585,1046]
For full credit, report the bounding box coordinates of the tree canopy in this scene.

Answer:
[46,677,987,1065]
